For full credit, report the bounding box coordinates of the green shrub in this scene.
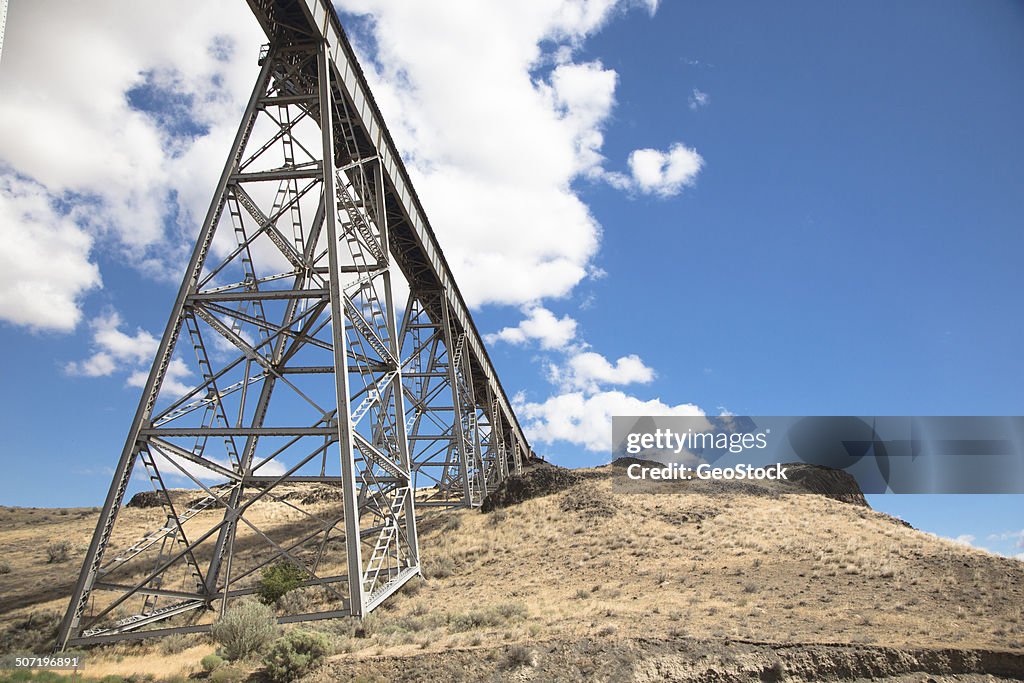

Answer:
[263,629,331,682]
[211,599,279,660]
[0,561,11,574]
[200,653,224,672]
[257,561,305,605]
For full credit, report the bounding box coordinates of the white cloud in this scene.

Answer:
[987,529,1024,548]
[688,87,709,110]
[490,303,685,454]
[336,0,655,306]
[67,310,192,396]
[518,389,703,452]
[486,306,578,350]
[557,351,655,391]
[150,444,286,484]
[951,534,976,547]
[545,60,619,176]
[0,1,263,286]
[127,357,193,398]
[0,175,101,332]
[606,142,704,197]
[66,311,158,377]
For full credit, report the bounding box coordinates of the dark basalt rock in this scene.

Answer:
[481,462,581,512]
[782,463,869,507]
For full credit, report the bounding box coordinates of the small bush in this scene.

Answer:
[158,633,192,655]
[276,587,317,614]
[355,613,381,638]
[423,555,454,579]
[441,515,463,532]
[447,602,526,633]
[495,602,527,620]
[263,629,331,682]
[46,541,72,563]
[257,561,305,605]
[0,561,10,574]
[211,599,279,660]
[200,654,224,672]
[209,665,245,683]
[449,610,499,632]
[0,611,62,653]
[488,509,508,527]
[504,644,535,669]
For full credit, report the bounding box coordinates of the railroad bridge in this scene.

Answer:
[58,0,531,650]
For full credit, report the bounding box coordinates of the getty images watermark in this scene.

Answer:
[611,416,1024,494]
[622,426,789,481]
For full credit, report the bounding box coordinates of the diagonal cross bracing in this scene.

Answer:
[57,0,531,651]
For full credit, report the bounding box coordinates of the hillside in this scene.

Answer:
[1,463,1022,681]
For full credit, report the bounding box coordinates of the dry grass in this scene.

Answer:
[1,468,1022,680]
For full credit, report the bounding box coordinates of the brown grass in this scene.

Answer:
[1,468,1022,680]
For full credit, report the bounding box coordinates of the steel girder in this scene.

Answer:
[57,40,419,649]
[246,0,531,464]
[401,293,484,508]
[57,0,531,650]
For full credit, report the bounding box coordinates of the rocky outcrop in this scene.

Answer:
[481,462,581,512]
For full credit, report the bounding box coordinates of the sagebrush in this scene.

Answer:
[211,599,279,660]
[263,629,331,682]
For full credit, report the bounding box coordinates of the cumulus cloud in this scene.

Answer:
[491,304,693,453]
[336,0,656,306]
[556,351,655,391]
[66,310,192,396]
[486,306,578,350]
[517,390,703,452]
[0,175,101,332]
[66,311,157,376]
[0,1,264,319]
[606,142,704,197]
[126,358,193,398]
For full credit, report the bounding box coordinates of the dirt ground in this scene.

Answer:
[1,464,1022,681]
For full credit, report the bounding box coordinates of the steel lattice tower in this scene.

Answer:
[57,0,529,650]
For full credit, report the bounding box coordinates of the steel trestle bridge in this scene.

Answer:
[57,0,530,650]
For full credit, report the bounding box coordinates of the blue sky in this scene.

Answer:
[0,1,1021,559]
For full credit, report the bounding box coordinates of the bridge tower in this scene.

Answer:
[57,0,529,650]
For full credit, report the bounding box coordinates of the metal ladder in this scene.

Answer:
[136,449,205,614]
[363,486,409,597]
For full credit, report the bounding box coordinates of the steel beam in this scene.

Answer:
[58,0,531,650]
